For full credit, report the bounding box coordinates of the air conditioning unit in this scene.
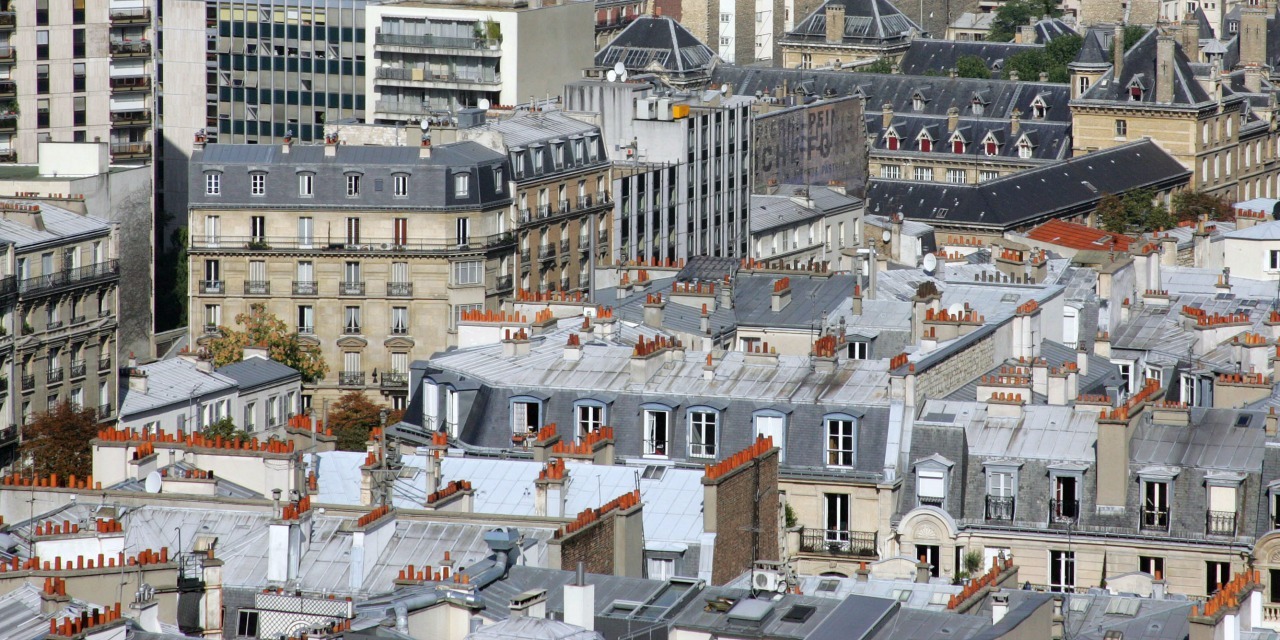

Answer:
[380,242,391,250]
[751,569,785,593]
[635,97,656,120]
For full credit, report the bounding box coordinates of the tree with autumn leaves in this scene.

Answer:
[207,304,328,383]
[328,392,403,451]
[20,401,100,478]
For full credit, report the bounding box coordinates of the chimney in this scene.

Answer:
[324,132,338,157]
[643,293,665,328]
[1182,13,1200,62]
[268,499,310,582]
[1076,347,1089,377]
[564,563,596,631]
[349,506,396,592]
[1159,233,1178,266]
[511,589,549,618]
[1017,21,1035,44]
[502,329,531,358]
[199,552,225,637]
[718,278,734,309]
[1245,65,1264,93]
[947,107,959,133]
[130,593,161,633]
[1241,8,1268,68]
[1096,396,1146,508]
[1010,109,1021,136]
[127,368,148,394]
[1267,408,1277,437]
[1113,24,1125,78]
[881,103,893,128]
[193,131,207,151]
[1193,218,1212,267]
[991,593,1009,624]
[915,559,931,583]
[531,425,561,463]
[825,4,845,44]
[281,133,293,155]
[535,459,567,517]
[771,278,792,312]
[1156,36,1176,103]
[420,137,433,159]
[1152,570,1167,599]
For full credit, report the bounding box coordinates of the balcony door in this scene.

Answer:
[824,493,849,542]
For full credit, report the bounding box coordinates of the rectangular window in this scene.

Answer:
[914,166,934,182]
[824,493,849,538]
[688,410,717,458]
[1207,561,1231,595]
[576,404,603,440]
[206,173,221,195]
[1269,250,1280,270]
[345,218,360,244]
[392,262,409,284]
[1052,475,1078,522]
[452,260,483,286]
[299,174,313,196]
[1181,373,1200,406]
[456,217,470,245]
[36,30,49,60]
[979,170,999,182]
[344,306,361,333]
[946,169,967,184]
[644,410,669,456]
[879,165,901,179]
[1140,556,1164,579]
[1050,551,1076,592]
[825,417,855,467]
[297,305,314,333]
[251,173,266,196]
[1208,485,1238,535]
[847,342,868,360]
[250,216,265,240]
[298,217,313,247]
[455,173,470,197]
[391,307,408,334]
[36,65,49,95]
[1115,119,1127,137]
[754,414,784,460]
[647,558,674,580]
[918,470,946,507]
[513,401,540,435]
[244,402,256,430]
[394,218,408,245]
[1142,481,1170,530]
[394,174,408,197]
[987,470,1014,520]
[346,174,361,196]
[267,397,278,426]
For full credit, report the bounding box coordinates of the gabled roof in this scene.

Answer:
[896,39,1040,77]
[786,0,925,44]
[596,15,716,75]
[865,113,1072,162]
[1076,27,1214,105]
[1025,219,1135,252]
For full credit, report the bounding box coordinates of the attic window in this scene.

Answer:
[951,136,965,154]
[919,134,933,153]
[984,139,999,156]
[782,606,816,623]
[1031,96,1047,119]
[971,98,985,116]
[641,465,667,480]
[816,579,839,592]
[1017,138,1033,159]
[1128,81,1144,101]
[912,95,925,111]
[885,131,900,151]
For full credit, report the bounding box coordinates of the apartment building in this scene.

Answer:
[0,0,155,165]
[565,80,753,263]
[186,137,513,407]
[0,198,120,465]
[364,0,593,121]
[457,111,614,295]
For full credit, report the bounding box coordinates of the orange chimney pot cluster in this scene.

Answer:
[632,335,680,357]
[356,505,392,528]
[96,427,296,454]
[427,480,471,504]
[705,435,774,480]
[556,489,641,538]
[48,603,123,637]
[947,556,1014,609]
[552,427,614,455]
[460,309,528,323]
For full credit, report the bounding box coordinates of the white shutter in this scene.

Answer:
[754,415,784,451]
[1209,485,1236,512]
[918,471,946,498]
[423,381,438,427]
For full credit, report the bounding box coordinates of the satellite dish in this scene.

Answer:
[419,119,430,133]
[922,253,938,274]
[947,303,966,317]
[619,70,629,82]
[613,61,626,77]
[478,98,491,110]
[607,70,618,82]
[144,471,162,494]
[881,229,892,243]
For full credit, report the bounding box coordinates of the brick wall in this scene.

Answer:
[559,516,616,576]
[709,448,780,585]
[912,326,1002,406]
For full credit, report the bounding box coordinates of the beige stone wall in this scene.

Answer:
[512,167,613,293]
[778,42,907,69]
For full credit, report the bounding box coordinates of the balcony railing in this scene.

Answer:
[340,281,365,296]
[189,233,514,254]
[798,529,877,558]
[519,248,531,262]
[918,496,944,508]
[202,323,219,334]
[109,76,150,91]
[109,41,151,57]
[98,356,110,371]
[560,239,571,254]
[110,142,151,158]
[537,204,551,218]
[109,109,151,124]
[374,66,501,86]
[343,324,361,335]
[292,281,317,296]
[496,275,512,291]
[20,374,32,391]
[390,325,409,335]
[381,372,409,388]
[538,245,555,261]
[70,360,86,379]
[199,280,224,295]
[375,32,501,51]
[0,80,14,98]
[387,282,413,296]
[45,320,62,331]
[1141,507,1170,532]
[0,149,15,163]
[110,7,151,23]
[985,495,1015,522]
[1207,510,1237,536]
[18,260,119,296]
[46,368,62,384]
[558,200,570,214]
[71,315,85,325]
[298,325,314,335]
[243,280,270,295]
[339,371,365,386]
[0,47,14,61]
[0,12,14,29]
[577,194,593,209]
[98,404,111,419]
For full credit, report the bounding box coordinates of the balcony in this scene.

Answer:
[381,372,409,389]
[577,194,593,209]
[0,46,15,62]
[519,247,531,262]
[199,280,224,295]
[292,281,318,296]
[0,80,14,98]
[496,275,512,291]
[0,149,14,163]
[0,12,13,30]
[98,356,110,371]
[110,7,151,23]
[374,32,502,55]
[109,41,151,58]
[538,245,555,261]
[109,76,150,92]
[243,280,270,295]
[0,112,15,132]
[375,66,501,87]
[1049,499,1078,525]
[1140,507,1170,532]
[558,200,570,215]
[387,282,413,296]
[537,204,551,219]
[46,368,62,385]
[45,320,62,331]
[797,529,877,558]
[340,281,365,296]
[20,374,32,391]
[110,109,151,125]
[188,233,514,254]
[202,323,219,334]
[559,239,570,254]
[598,231,609,245]
[71,315,85,325]
[597,191,610,204]
[18,260,119,297]
[1207,510,1237,536]
[339,371,365,387]
[374,100,430,116]
[110,142,151,159]
[70,360,85,379]
[985,495,1014,522]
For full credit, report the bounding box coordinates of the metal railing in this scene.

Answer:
[298,325,314,334]
[1141,507,1170,532]
[109,41,151,57]
[374,100,430,116]
[519,248,530,262]
[343,324,361,335]
[110,142,151,157]
[390,325,409,335]
[243,280,270,295]
[202,324,219,334]
[798,529,877,558]
[537,204,551,218]
[0,81,14,97]
[387,282,412,296]
[340,281,365,296]
[558,200,570,214]
[46,368,62,384]
[538,245,555,260]
[292,281,317,296]
[339,371,365,386]
[1207,510,1237,536]
[109,109,151,124]
[45,320,62,331]
[98,404,111,419]
[70,361,85,379]
[189,233,513,254]
[109,76,150,91]
[98,356,110,371]
[375,32,500,51]
[18,260,119,296]
[374,66,501,85]
[559,239,570,253]
[70,315,85,325]
[381,372,408,388]
[985,495,1015,521]
[496,275,512,290]
[198,280,224,294]
[578,194,593,209]
[20,374,32,391]
[0,12,14,28]
[110,7,151,22]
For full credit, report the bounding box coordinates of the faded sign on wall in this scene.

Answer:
[752,96,867,196]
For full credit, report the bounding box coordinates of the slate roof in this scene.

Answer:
[896,39,1041,77]
[1076,27,1215,106]
[786,0,925,44]
[1024,219,1135,252]
[750,188,863,235]
[734,274,860,328]
[1071,26,1113,68]
[865,139,1191,230]
[596,15,716,75]
[1032,17,1078,43]
[869,114,1071,163]
[0,200,112,249]
[215,356,301,392]
[118,358,238,418]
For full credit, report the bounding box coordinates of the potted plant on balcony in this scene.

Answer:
[246,239,271,250]
[952,550,984,585]
[1,100,16,117]
[484,20,502,49]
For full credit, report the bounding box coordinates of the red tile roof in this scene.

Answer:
[1024,219,1134,252]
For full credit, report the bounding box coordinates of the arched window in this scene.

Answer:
[641,402,676,457]
[824,413,858,467]
[687,405,721,458]
[573,397,610,441]
[752,409,788,461]
[509,393,547,438]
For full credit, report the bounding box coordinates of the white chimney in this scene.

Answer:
[510,589,548,618]
[564,563,595,630]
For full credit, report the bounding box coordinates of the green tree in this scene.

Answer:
[1098,189,1173,234]
[20,401,100,479]
[1045,34,1083,68]
[1171,190,1234,224]
[203,416,248,442]
[954,55,992,79]
[154,227,188,331]
[206,303,329,383]
[861,57,894,74]
[989,0,1060,42]
[329,392,388,451]
[1002,49,1053,81]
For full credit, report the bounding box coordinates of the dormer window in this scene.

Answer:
[912,96,924,111]
[885,129,900,151]
[1031,96,1047,119]
[950,133,966,154]
[918,133,933,152]
[1127,79,1145,102]
[971,98,985,116]
[1017,137,1034,159]
[983,134,1000,156]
